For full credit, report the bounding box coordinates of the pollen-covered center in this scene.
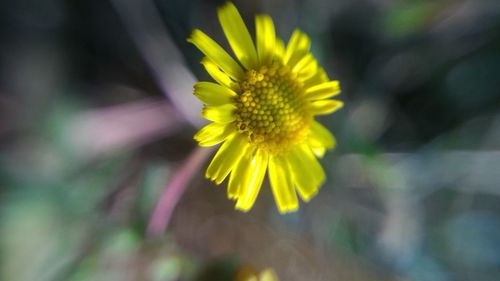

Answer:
[234,62,311,154]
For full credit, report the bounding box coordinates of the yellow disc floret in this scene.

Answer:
[234,62,311,154]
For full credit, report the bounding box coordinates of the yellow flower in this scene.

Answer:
[236,268,280,281]
[188,2,342,213]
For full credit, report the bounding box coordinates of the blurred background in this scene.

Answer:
[1,0,500,280]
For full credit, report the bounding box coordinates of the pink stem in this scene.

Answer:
[147,147,212,237]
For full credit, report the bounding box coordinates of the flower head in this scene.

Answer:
[188,2,343,213]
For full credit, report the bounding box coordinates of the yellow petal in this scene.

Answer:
[227,146,255,200]
[301,144,326,185]
[218,2,258,69]
[194,122,234,147]
[194,81,236,105]
[201,104,236,123]
[292,53,313,72]
[287,145,325,202]
[305,81,341,100]
[284,29,310,66]
[255,15,276,65]
[235,149,268,212]
[294,54,318,80]
[309,100,343,115]
[268,155,298,213]
[188,29,244,80]
[309,121,336,149]
[206,133,249,184]
[308,145,326,158]
[303,67,329,89]
[274,38,285,61]
[200,57,238,89]
[259,269,279,281]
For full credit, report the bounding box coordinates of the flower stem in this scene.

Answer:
[147,147,212,237]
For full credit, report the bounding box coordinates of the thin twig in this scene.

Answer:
[147,147,213,237]
[109,0,203,127]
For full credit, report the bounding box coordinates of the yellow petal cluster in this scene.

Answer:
[189,2,342,213]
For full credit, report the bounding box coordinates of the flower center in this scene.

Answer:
[234,62,311,154]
